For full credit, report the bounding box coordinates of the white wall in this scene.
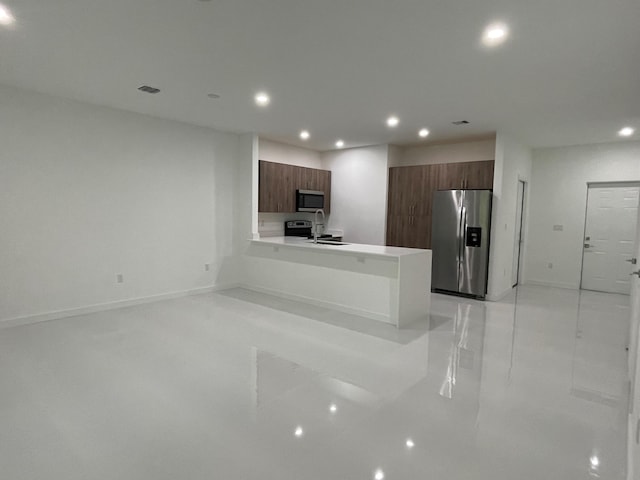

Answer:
[257,138,323,237]
[487,132,532,300]
[387,144,403,168]
[0,84,242,324]
[235,133,259,246]
[525,141,640,288]
[321,145,389,245]
[258,139,322,168]
[392,138,496,167]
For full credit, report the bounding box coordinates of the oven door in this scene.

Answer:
[297,190,325,212]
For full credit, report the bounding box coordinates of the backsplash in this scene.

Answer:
[258,212,316,237]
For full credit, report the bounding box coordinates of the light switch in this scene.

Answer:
[553,225,563,231]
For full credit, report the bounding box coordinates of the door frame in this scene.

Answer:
[579,181,640,291]
[512,180,527,288]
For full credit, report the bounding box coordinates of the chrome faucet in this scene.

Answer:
[313,209,325,244]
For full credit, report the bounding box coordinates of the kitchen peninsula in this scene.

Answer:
[244,237,431,328]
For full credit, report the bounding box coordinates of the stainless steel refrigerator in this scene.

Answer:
[431,189,492,299]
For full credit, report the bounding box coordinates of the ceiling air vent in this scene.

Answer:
[138,85,161,94]
[452,120,470,125]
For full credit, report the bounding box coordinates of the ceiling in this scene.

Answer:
[0,0,638,151]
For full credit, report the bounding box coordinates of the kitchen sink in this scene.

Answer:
[308,240,350,246]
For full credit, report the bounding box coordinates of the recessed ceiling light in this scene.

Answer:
[405,438,415,448]
[329,403,337,413]
[619,126,635,137]
[0,4,15,26]
[207,93,220,99]
[386,116,400,128]
[294,426,304,437]
[335,140,345,148]
[300,130,310,140]
[374,469,385,480]
[418,128,430,138]
[255,92,270,107]
[482,22,509,46]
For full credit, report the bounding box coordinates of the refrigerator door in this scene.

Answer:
[432,190,464,293]
[459,190,492,297]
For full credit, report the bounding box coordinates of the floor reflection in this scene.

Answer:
[0,285,630,480]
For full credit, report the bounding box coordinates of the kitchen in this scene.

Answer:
[246,137,505,325]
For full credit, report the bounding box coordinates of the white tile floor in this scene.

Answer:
[0,285,629,479]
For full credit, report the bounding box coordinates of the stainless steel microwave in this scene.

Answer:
[296,189,325,212]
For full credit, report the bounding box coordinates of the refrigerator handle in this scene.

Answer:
[460,206,466,265]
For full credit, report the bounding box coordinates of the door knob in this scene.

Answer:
[632,270,640,277]
[584,244,591,248]
[627,258,637,265]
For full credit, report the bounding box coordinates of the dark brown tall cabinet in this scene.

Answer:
[259,160,331,213]
[386,160,494,249]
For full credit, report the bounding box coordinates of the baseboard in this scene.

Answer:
[523,280,579,290]
[239,283,392,325]
[0,283,239,330]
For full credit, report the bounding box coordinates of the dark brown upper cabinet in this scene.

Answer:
[387,160,494,249]
[259,160,331,213]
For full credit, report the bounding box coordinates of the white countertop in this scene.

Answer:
[252,236,429,258]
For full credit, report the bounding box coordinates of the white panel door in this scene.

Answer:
[581,185,639,294]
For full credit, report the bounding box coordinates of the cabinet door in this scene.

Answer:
[415,165,437,215]
[259,161,296,212]
[387,168,403,216]
[296,166,319,191]
[387,215,416,247]
[318,169,331,214]
[437,162,466,190]
[463,160,494,189]
[414,215,433,249]
[259,161,278,212]
[386,215,403,246]
[280,164,296,212]
[388,166,421,216]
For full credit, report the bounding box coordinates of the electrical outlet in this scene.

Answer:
[547,263,553,269]
[553,224,564,231]
[204,263,210,272]
[116,274,124,283]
